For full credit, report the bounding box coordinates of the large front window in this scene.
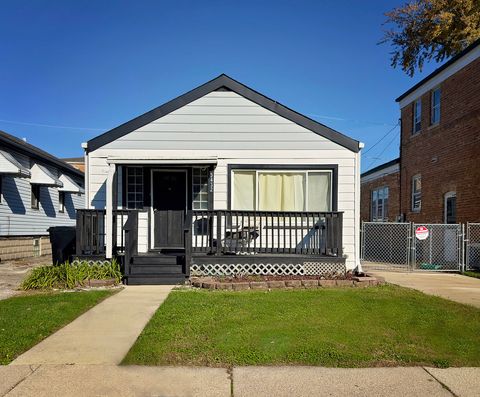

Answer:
[232,169,332,211]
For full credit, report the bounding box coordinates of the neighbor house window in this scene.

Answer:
[126,167,143,209]
[413,99,421,134]
[411,175,421,212]
[444,192,456,224]
[232,169,332,211]
[192,168,209,210]
[59,191,65,213]
[431,87,441,125]
[31,184,40,209]
[371,186,389,221]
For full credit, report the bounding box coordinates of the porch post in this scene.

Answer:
[105,163,116,259]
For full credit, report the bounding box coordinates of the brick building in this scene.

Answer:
[360,158,400,222]
[362,39,480,224]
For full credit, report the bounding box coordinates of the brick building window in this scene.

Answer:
[431,87,441,125]
[411,175,421,212]
[371,186,389,221]
[413,99,421,134]
[444,192,456,224]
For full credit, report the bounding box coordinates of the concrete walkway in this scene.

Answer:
[371,271,480,308]
[11,285,173,365]
[1,365,480,396]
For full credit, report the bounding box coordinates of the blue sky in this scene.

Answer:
[0,0,443,172]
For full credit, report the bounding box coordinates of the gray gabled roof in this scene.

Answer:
[0,130,83,178]
[87,74,361,153]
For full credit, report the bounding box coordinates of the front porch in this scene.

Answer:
[76,208,345,284]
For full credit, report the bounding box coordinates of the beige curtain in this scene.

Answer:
[258,173,305,211]
[308,172,331,211]
[233,171,255,210]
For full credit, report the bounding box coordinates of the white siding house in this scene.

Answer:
[79,75,362,283]
[0,131,84,261]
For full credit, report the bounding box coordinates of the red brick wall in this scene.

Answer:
[361,171,400,222]
[400,57,480,223]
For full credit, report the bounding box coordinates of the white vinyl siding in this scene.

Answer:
[86,91,360,269]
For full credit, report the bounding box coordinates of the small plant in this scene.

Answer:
[22,260,122,290]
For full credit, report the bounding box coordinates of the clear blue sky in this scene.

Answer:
[0,0,443,172]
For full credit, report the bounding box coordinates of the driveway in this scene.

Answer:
[371,271,480,308]
[0,255,50,300]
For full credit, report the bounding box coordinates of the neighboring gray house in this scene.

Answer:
[77,75,363,284]
[0,130,84,261]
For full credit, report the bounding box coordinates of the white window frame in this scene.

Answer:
[371,186,389,222]
[192,167,209,210]
[411,174,422,212]
[413,99,422,134]
[444,191,456,224]
[126,166,144,209]
[231,169,333,212]
[431,86,441,125]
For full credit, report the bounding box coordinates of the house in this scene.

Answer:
[76,74,363,284]
[0,130,84,261]
[62,157,85,173]
[363,38,480,224]
[360,158,400,222]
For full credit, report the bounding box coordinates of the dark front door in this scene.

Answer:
[152,170,187,249]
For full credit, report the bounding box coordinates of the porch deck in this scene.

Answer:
[76,209,345,284]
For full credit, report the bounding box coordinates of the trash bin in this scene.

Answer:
[48,226,76,265]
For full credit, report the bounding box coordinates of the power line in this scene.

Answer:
[362,121,400,156]
[0,118,104,131]
[366,130,400,170]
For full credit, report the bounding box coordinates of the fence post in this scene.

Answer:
[409,222,415,271]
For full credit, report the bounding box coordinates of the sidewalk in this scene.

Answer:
[1,365,479,396]
[371,271,480,308]
[11,285,173,365]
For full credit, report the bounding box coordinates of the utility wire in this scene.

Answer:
[362,121,400,156]
[366,130,400,170]
[0,118,104,131]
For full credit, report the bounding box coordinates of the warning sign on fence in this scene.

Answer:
[415,226,429,240]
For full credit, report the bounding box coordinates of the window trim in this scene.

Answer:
[412,98,422,134]
[31,184,40,210]
[227,164,338,211]
[371,186,389,222]
[431,86,441,125]
[411,174,422,212]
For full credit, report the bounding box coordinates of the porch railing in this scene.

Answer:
[191,210,343,257]
[75,209,131,256]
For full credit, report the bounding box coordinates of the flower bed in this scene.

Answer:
[191,273,384,290]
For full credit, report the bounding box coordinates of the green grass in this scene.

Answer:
[123,285,480,368]
[463,271,480,279]
[0,290,115,364]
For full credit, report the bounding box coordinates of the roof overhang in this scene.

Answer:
[106,156,218,165]
[58,174,84,193]
[30,163,63,187]
[0,150,31,177]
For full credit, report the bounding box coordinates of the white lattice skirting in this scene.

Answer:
[190,261,345,277]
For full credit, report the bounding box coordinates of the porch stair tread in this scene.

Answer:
[129,264,184,275]
[132,255,183,265]
[126,274,187,285]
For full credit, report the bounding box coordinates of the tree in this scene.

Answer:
[382,0,480,76]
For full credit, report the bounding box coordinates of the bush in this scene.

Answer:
[22,260,122,290]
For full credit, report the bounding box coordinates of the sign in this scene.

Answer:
[415,226,429,240]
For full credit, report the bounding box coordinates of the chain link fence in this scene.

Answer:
[361,222,411,271]
[361,222,465,272]
[466,223,480,270]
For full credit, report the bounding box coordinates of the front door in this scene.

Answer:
[151,170,187,249]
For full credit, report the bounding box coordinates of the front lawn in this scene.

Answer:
[0,290,115,364]
[123,285,480,367]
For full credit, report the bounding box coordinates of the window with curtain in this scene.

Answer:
[232,169,332,211]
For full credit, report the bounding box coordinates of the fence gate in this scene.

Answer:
[361,222,411,271]
[466,223,480,270]
[412,223,462,271]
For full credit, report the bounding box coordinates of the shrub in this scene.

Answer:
[22,260,122,290]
